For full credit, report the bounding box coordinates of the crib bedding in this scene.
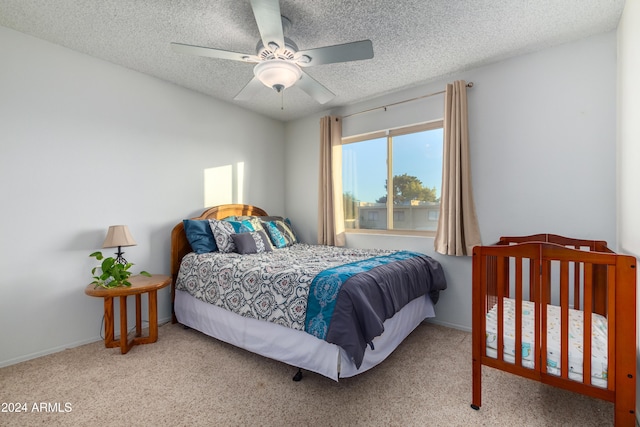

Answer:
[175,243,446,367]
[485,297,608,387]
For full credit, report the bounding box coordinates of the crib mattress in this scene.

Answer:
[485,298,608,388]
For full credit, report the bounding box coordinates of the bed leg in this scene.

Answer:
[292,368,303,382]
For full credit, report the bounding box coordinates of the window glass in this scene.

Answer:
[391,129,443,231]
[342,137,387,230]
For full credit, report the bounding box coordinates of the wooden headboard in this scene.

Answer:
[170,204,268,322]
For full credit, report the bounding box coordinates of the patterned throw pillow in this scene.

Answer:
[261,219,297,249]
[209,219,254,253]
[231,230,273,254]
[227,216,265,233]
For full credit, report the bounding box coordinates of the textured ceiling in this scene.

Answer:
[0,0,625,122]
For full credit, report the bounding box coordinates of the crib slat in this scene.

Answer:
[531,255,540,373]
[560,261,569,380]
[515,257,523,368]
[593,264,607,316]
[496,256,505,363]
[487,255,497,318]
[583,263,593,386]
[607,265,615,392]
[573,260,581,310]
[540,260,550,374]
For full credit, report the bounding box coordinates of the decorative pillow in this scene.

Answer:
[283,217,298,241]
[260,216,298,240]
[209,219,254,253]
[183,219,217,254]
[231,230,273,254]
[261,219,297,248]
[263,221,287,248]
[227,216,265,233]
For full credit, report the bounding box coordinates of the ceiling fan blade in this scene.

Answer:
[296,40,374,67]
[171,42,259,63]
[234,76,266,101]
[297,71,335,104]
[250,0,284,51]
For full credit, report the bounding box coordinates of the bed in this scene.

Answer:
[170,204,447,381]
[471,234,637,426]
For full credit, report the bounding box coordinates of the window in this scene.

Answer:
[342,121,443,235]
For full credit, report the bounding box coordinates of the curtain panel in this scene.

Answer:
[318,116,346,246]
[434,80,482,256]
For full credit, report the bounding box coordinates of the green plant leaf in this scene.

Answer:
[102,257,115,272]
[140,271,152,277]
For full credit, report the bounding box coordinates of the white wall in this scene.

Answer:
[0,26,285,367]
[286,31,618,331]
[616,0,640,417]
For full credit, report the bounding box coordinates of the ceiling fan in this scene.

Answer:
[170,0,374,104]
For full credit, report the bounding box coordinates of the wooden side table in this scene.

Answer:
[85,274,171,354]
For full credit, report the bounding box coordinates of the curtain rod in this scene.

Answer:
[342,82,474,119]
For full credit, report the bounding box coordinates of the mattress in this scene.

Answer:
[485,298,608,388]
[175,289,435,381]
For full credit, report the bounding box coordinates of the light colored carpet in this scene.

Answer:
[0,322,615,426]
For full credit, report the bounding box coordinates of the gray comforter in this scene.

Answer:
[323,252,446,368]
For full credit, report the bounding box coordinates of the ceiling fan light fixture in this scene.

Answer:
[253,60,302,91]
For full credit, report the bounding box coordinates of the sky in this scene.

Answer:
[342,128,443,203]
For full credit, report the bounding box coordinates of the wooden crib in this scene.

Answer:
[471,234,637,426]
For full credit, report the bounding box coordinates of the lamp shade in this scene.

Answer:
[102,225,137,248]
[254,60,302,91]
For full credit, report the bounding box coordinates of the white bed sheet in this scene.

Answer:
[175,289,435,381]
[485,297,608,388]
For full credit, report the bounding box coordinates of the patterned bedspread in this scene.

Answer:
[175,243,446,366]
[175,244,395,330]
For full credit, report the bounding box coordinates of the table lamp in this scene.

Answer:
[102,225,137,264]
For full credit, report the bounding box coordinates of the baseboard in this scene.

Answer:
[0,315,173,368]
[426,318,471,333]
[0,336,102,368]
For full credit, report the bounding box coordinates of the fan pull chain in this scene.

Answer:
[281,90,284,110]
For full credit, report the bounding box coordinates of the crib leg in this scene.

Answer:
[471,357,481,410]
[614,373,636,427]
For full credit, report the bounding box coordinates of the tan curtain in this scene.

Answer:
[434,80,481,255]
[318,116,346,246]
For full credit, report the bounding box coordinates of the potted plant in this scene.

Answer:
[89,251,151,288]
